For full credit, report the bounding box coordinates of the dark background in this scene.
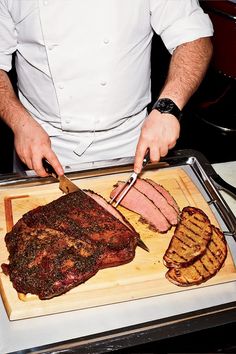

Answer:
[0,66,14,173]
[0,2,236,352]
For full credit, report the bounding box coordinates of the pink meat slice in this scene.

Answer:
[146,179,180,213]
[134,179,179,226]
[110,182,171,233]
[84,190,135,232]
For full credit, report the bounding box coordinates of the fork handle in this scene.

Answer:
[142,149,150,168]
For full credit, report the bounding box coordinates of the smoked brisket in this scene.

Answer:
[2,189,140,300]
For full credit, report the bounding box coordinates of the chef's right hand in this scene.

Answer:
[13,117,64,177]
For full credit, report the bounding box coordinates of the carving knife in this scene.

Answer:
[42,159,149,252]
[42,159,79,194]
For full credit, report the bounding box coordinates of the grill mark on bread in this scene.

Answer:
[166,225,227,286]
[163,206,212,268]
[175,229,201,244]
[199,259,210,274]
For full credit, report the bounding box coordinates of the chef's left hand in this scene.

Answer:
[134,109,180,173]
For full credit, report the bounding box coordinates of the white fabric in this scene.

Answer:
[50,108,147,166]
[0,0,213,166]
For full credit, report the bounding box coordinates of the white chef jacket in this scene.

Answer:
[0,0,213,167]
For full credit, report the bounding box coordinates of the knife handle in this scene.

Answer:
[42,159,58,178]
[142,149,150,169]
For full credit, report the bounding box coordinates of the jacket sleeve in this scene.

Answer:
[150,0,213,53]
[0,0,17,71]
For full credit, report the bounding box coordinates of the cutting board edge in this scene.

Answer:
[1,167,236,321]
[3,272,236,321]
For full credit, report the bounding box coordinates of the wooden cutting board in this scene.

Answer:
[0,167,236,320]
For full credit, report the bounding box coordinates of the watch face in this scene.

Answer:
[153,98,182,120]
[156,98,174,113]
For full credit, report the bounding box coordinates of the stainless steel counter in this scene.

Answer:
[0,155,236,354]
[213,161,236,215]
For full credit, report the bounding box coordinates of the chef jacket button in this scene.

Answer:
[103,38,110,44]
[65,119,71,124]
[43,0,48,5]
[48,45,53,51]
[58,84,64,89]
[100,81,107,86]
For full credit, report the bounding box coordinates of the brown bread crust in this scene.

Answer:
[163,206,212,268]
[166,225,227,286]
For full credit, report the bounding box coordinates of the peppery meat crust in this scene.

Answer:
[2,190,140,300]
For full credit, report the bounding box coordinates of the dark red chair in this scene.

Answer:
[197,1,236,132]
[202,0,236,79]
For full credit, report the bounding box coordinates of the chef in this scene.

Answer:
[0,0,213,177]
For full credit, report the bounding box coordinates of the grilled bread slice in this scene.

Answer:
[166,225,227,286]
[163,206,212,268]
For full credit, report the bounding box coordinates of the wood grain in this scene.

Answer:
[0,167,235,320]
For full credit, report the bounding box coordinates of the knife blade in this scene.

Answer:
[42,159,79,194]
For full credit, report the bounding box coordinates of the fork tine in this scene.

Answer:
[109,176,132,205]
[109,172,137,206]
[109,173,149,252]
[113,172,137,207]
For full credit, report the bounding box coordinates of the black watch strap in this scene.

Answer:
[152,98,182,121]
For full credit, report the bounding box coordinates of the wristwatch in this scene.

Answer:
[152,98,182,120]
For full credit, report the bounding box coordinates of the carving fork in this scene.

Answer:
[109,150,151,208]
[109,150,151,253]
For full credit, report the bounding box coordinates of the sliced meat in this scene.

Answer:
[166,225,227,286]
[134,179,179,226]
[110,181,171,233]
[84,190,135,232]
[163,206,212,268]
[146,179,180,213]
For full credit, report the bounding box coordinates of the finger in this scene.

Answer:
[159,145,169,157]
[32,157,49,177]
[149,143,161,163]
[134,142,149,174]
[44,151,64,176]
[21,155,33,171]
[168,141,177,150]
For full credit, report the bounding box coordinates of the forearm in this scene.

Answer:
[0,69,33,133]
[134,37,212,172]
[0,69,63,176]
[158,37,213,109]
